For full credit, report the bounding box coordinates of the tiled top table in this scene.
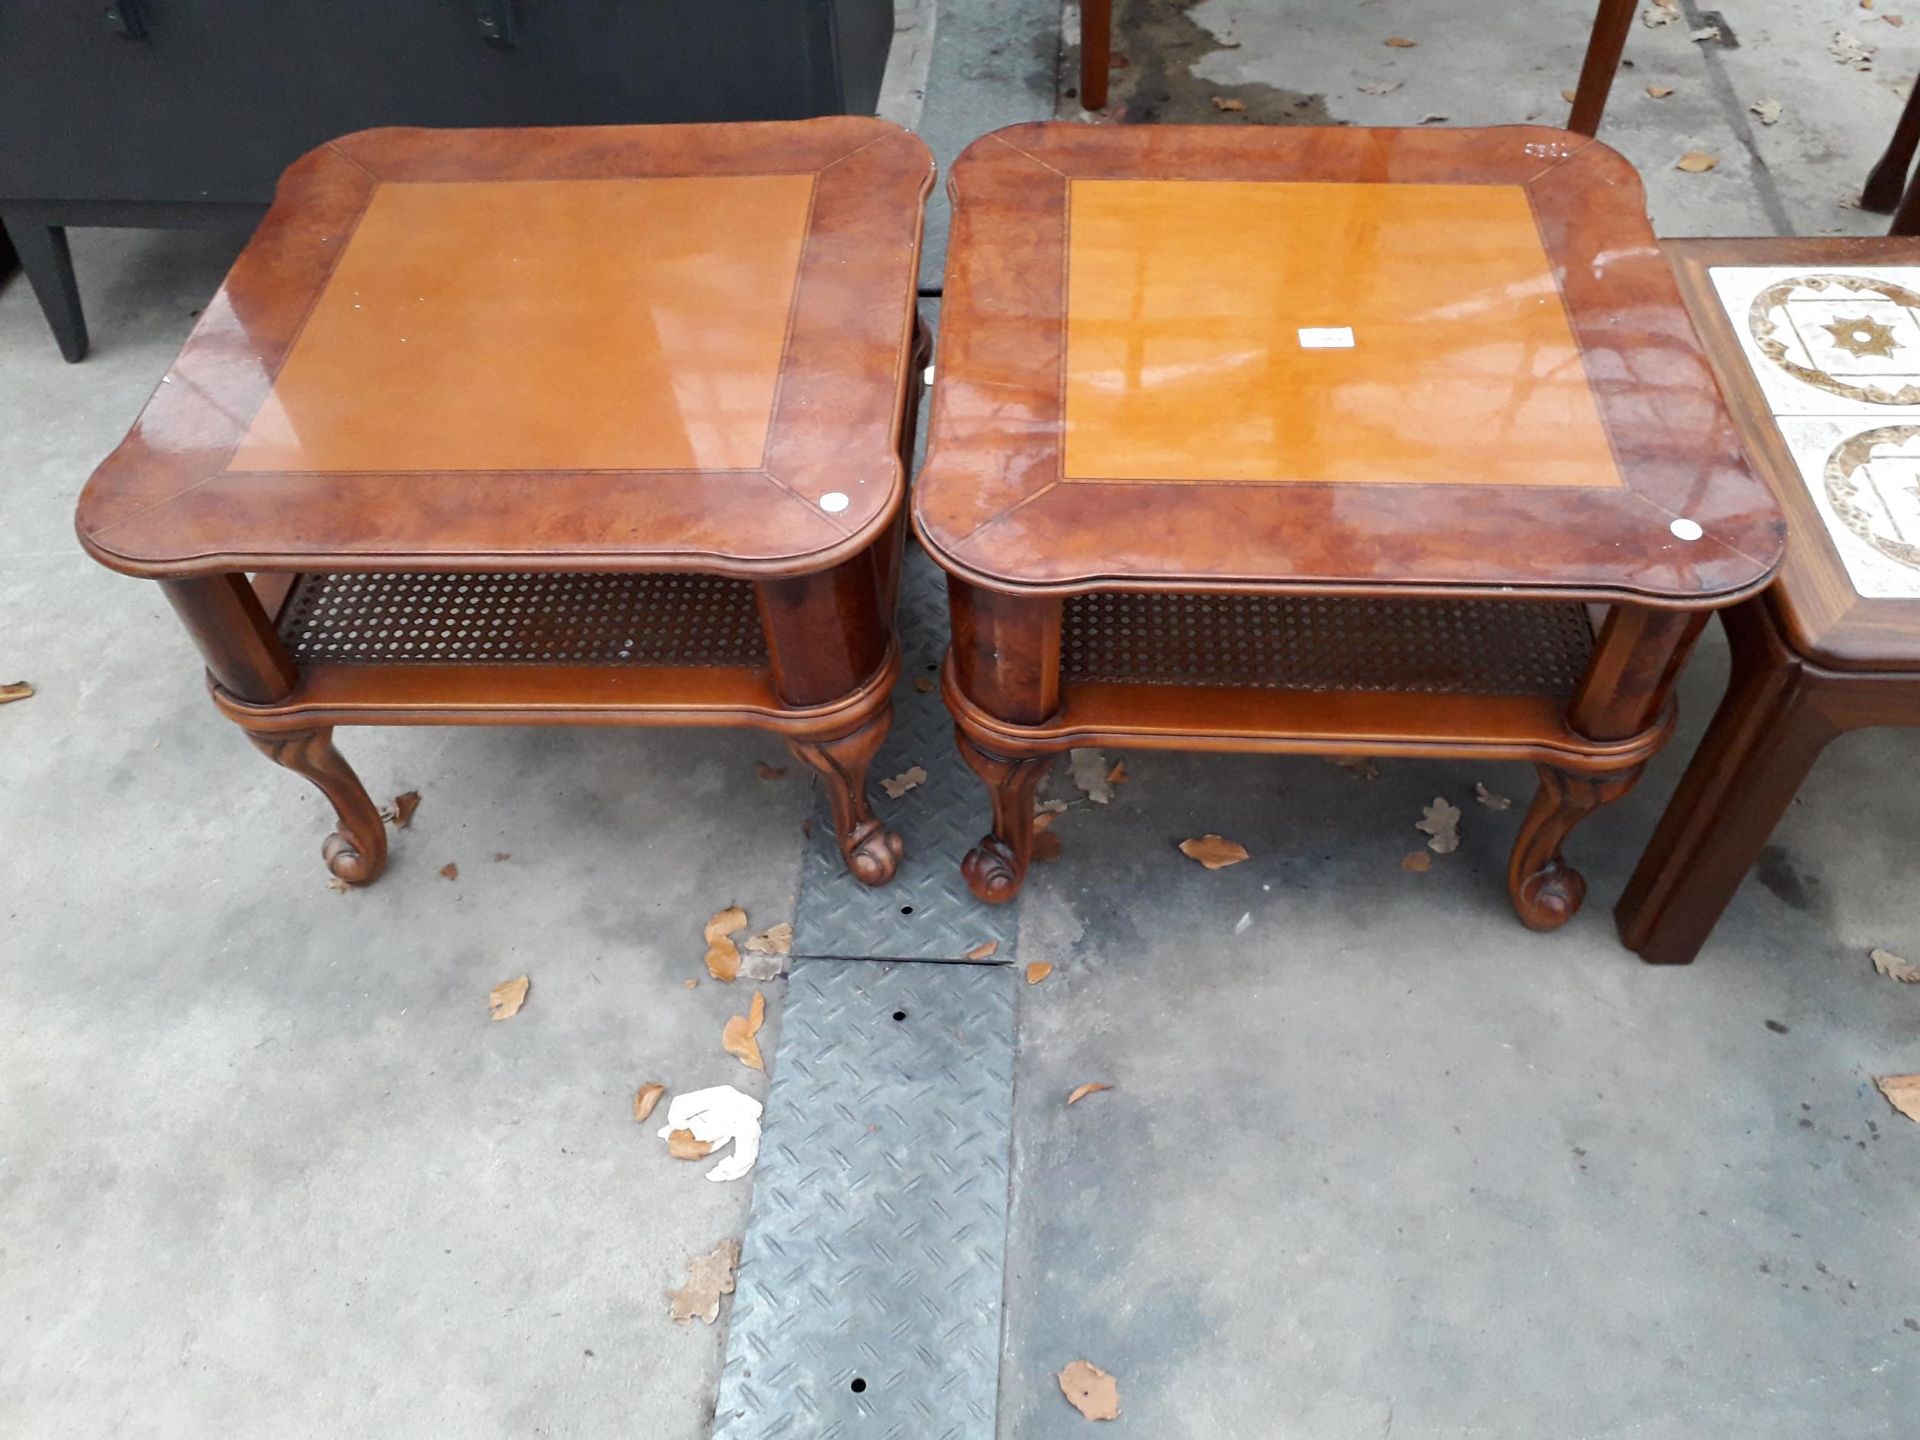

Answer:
[915,124,1786,925]
[1619,238,1920,963]
[78,119,933,887]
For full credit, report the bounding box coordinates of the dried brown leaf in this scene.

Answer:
[1057,1360,1120,1421]
[968,940,1001,960]
[1473,782,1512,812]
[755,761,787,780]
[1070,749,1114,804]
[1067,1082,1112,1106]
[1871,947,1920,983]
[667,1127,716,1160]
[668,1238,740,1324]
[489,974,529,1021]
[1875,1074,1920,1123]
[1647,84,1675,97]
[880,765,927,799]
[1676,151,1720,173]
[1033,810,1057,833]
[913,675,937,693]
[1106,760,1129,786]
[634,1082,667,1122]
[705,906,747,982]
[1416,798,1461,854]
[1750,98,1783,125]
[1328,755,1380,780]
[745,922,793,957]
[1179,834,1249,869]
[1035,798,1069,816]
[1886,12,1906,24]
[1402,850,1433,873]
[0,681,33,705]
[439,862,459,881]
[1562,88,1578,102]
[390,790,422,828]
[1026,961,1053,984]
[492,851,511,862]
[1033,830,1065,862]
[683,978,699,990]
[723,991,767,1071]
[1211,96,1245,112]
[1384,35,1418,47]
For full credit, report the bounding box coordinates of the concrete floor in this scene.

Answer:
[3,1,1918,1437]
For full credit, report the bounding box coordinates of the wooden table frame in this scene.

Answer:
[1617,237,1920,963]
[1077,0,1636,135]
[78,120,934,889]
[915,125,1784,925]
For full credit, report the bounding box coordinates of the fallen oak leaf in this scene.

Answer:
[439,862,459,881]
[667,1128,716,1160]
[1179,834,1249,869]
[1070,748,1114,804]
[1474,782,1512,812]
[745,923,792,957]
[1035,798,1069,816]
[1067,1082,1112,1105]
[489,975,529,1021]
[1328,755,1380,780]
[913,674,936,693]
[1057,1359,1120,1421]
[1676,150,1720,173]
[704,905,747,983]
[1106,760,1128,786]
[1026,961,1053,984]
[1033,830,1065,862]
[1211,96,1245,112]
[0,681,33,705]
[1875,1074,1920,1123]
[968,940,1001,960]
[1871,947,1920,983]
[1402,850,1432,873]
[880,765,927,799]
[722,990,767,1071]
[1750,98,1783,125]
[1416,798,1461,854]
[634,1082,667,1123]
[754,761,787,780]
[668,1238,740,1324]
[390,790,422,827]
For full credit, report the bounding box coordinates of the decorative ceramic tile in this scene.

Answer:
[1710,266,1920,599]
[1776,417,1920,598]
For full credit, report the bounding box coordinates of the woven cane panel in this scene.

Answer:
[277,572,767,666]
[1061,593,1594,698]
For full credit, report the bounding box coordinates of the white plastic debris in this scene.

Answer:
[658,1085,764,1183]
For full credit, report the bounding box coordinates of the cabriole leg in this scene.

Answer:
[955,731,1054,905]
[787,705,904,886]
[244,727,389,886]
[1508,764,1641,931]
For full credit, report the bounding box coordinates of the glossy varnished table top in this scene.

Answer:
[78,119,933,579]
[1664,236,1920,670]
[914,123,1784,606]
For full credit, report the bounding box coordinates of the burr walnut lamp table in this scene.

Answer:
[915,124,1785,925]
[1617,238,1920,964]
[77,120,933,888]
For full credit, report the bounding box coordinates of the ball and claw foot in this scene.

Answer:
[962,835,1025,905]
[323,831,384,886]
[1515,859,1587,932]
[845,821,905,887]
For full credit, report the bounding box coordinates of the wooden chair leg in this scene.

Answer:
[955,731,1053,904]
[1081,0,1113,111]
[3,210,88,362]
[787,705,904,886]
[1864,71,1920,213]
[1566,0,1636,137]
[1508,764,1642,931]
[1891,171,1920,238]
[244,726,389,885]
[1615,655,1836,966]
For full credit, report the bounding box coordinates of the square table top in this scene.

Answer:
[914,124,1784,608]
[78,119,933,579]
[1664,236,1920,671]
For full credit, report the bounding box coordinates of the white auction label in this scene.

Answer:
[1298,326,1355,349]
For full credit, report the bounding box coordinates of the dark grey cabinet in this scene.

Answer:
[0,0,893,359]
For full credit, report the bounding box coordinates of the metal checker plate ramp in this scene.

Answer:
[792,542,1023,962]
[711,958,1017,1440]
